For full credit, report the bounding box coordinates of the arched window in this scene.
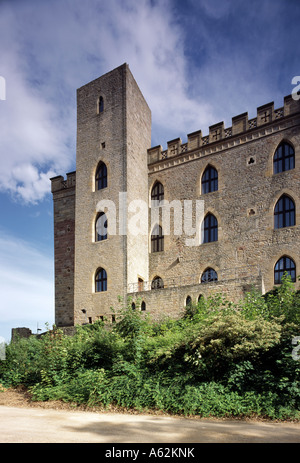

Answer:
[202,166,218,194]
[95,212,108,241]
[151,276,164,289]
[274,195,295,229]
[151,224,164,253]
[131,302,136,311]
[203,213,218,243]
[99,96,104,113]
[185,296,192,307]
[141,301,146,311]
[95,161,107,190]
[273,142,295,174]
[95,268,107,292]
[151,181,164,205]
[274,256,296,284]
[201,268,218,283]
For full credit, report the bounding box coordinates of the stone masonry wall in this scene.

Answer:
[50,172,76,326]
[52,65,300,327]
[74,64,151,324]
[146,97,300,305]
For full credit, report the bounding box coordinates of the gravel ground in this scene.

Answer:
[0,385,300,444]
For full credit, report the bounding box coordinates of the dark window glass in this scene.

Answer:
[151,276,164,289]
[151,182,164,205]
[273,142,295,174]
[151,224,164,252]
[203,214,218,243]
[99,96,104,113]
[274,195,295,229]
[96,162,107,190]
[95,268,107,292]
[95,212,108,241]
[141,301,146,311]
[186,296,192,306]
[201,268,218,283]
[274,256,296,284]
[202,166,218,194]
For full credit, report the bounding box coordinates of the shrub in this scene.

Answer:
[1,277,299,420]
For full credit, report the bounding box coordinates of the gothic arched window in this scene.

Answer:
[95,161,107,190]
[151,224,164,253]
[95,267,107,292]
[201,268,218,283]
[202,165,218,194]
[151,276,164,289]
[95,212,108,241]
[273,142,295,174]
[274,256,296,284]
[203,213,218,243]
[151,181,164,205]
[185,296,192,306]
[274,195,295,229]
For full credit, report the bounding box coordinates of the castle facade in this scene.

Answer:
[51,64,300,327]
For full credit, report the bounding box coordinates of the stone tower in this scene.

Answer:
[73,63,151,324]
[51,64,299,328]
[50,171,76,327]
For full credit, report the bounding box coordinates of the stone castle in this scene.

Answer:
[51,63,300,327]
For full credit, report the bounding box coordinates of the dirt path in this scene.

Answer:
[0,387,300,443]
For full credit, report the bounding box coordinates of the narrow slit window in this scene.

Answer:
[99,96,104,113]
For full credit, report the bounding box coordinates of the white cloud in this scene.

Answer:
[0,0,217,204]
[0,0,294,204]
[0,14,73,203]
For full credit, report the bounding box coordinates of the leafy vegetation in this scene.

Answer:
[0,275,299,420]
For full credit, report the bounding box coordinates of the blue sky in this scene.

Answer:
[0,0,299,342]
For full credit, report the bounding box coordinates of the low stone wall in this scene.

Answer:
[128,275,263,321]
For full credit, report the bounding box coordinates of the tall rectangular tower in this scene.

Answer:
[50,171,76,327]
[74,64,151,324]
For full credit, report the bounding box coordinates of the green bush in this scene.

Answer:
[0,277,299,420]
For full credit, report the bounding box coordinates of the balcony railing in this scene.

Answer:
[127,265,260,293]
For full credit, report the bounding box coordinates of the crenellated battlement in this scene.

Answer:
[148,95,300,165]
[50,171,76,193]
